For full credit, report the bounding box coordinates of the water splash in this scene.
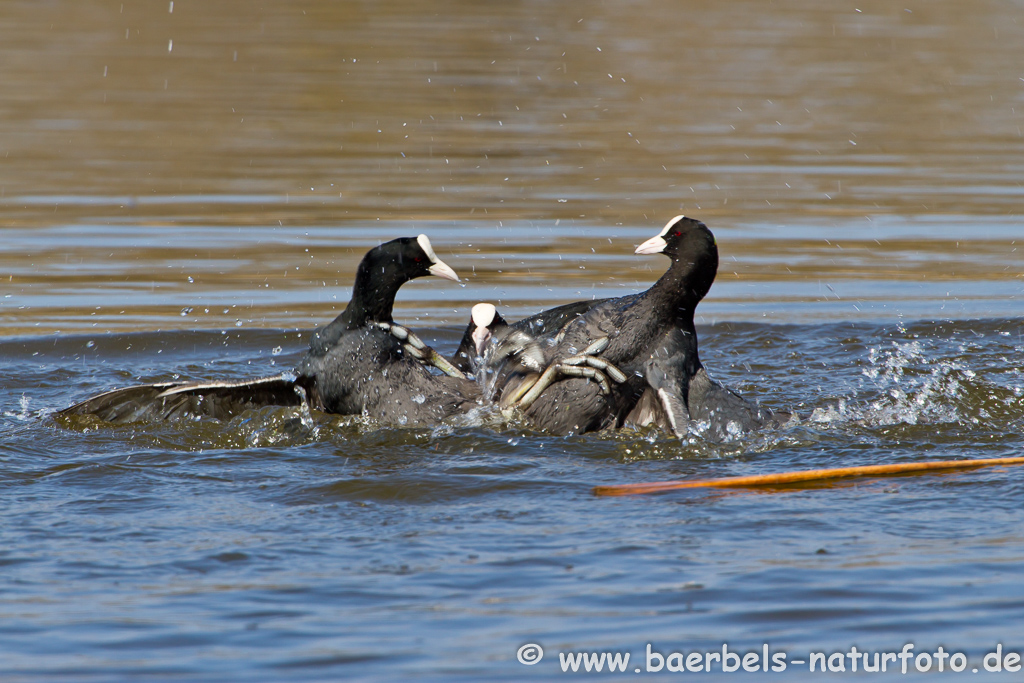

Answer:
[810,336,1021,429]
[3,395,34,421]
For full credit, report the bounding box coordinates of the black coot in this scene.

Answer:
[486,216,787,437]
[60,235,471,425]
[293,234,484,426]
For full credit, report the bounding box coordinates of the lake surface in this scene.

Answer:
[1,0,1023,680]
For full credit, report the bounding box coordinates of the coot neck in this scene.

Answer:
[305,256,406,358]
[339,259,404,327]
[645,254,707,327]
[645,252,712,377]
[674,314,703,377]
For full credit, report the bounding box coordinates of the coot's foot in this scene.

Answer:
[373,321,467,379]
[507,337,628,411]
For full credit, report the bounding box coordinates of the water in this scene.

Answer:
[2,0,1024,680]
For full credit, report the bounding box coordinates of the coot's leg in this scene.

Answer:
[508,337,628,410]
[373,322,467,379]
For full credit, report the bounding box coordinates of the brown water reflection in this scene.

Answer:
[1,0,1022,334]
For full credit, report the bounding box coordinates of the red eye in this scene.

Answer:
[674,231,681,236]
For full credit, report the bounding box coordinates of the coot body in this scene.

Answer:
[61,235,470,425]
[490,216,786,437]
[300,325,481,426]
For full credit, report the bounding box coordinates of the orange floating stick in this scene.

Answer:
[593,456,1024,497]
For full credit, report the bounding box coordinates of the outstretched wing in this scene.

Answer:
[59,374,305,424]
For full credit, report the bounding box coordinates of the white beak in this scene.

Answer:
[472,325,492,356]
[635,234,668,255]
[428,259,460,282]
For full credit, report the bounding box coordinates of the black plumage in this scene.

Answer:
[292,234,482,424]
[61,235,476,426]
[487,216,788,438]
[299,326,480,425]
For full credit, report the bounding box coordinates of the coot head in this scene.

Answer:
[635,215,718,303]
[470,303,507,356]
[308,235,460,355]
[361,234,459,285]
[635,215,715,258]
[349,234,458,322]
[451,303,509,375]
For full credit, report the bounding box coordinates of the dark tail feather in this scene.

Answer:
[59,375,305,424]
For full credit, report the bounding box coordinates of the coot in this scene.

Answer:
[487,216,786,437]
[61,235,469,425]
